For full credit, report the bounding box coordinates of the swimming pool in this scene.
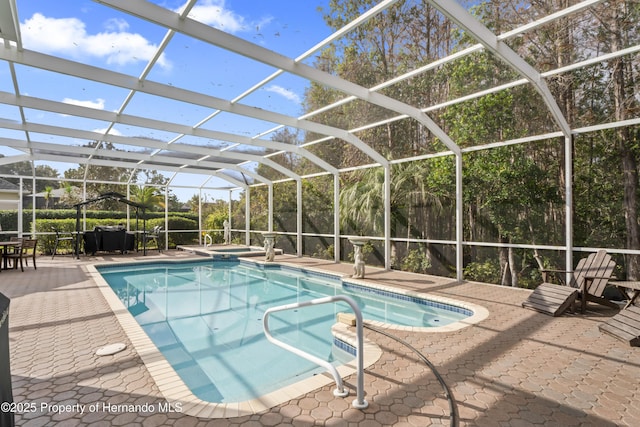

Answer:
[96,259,477,405]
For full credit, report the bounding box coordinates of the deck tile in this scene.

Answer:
[1,250,639,426]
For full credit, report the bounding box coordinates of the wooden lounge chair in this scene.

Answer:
[522,250,616,316]
[599,305,640,347]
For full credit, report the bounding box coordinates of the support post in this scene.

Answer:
[297,179,302,257]
[334,174,341,264]
[456,154,464,281]
[384,166,391,270]
[565,134,574,284]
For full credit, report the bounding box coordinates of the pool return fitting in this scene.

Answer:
[262,295,368,409]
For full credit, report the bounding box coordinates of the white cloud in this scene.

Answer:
[62,98,106,110]
[265,85,301,103]
[92,127,122,136]
[177,0,246,32]
[20,13,171,69]
[177,0,271,34]
[104,18,129,32]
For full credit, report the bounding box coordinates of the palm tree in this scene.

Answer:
[340,167,385,236]
[339,162,453,270]
[43,186,53,209]
[130,185,164,211]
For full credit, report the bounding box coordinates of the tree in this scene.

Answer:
[263,0,640,284]
[518,0,640,279]
[130,185,164,211]
[439,31,557,286]
[187,194,201,214]
[340,167,385,237]
[58,183,83,207]
[599,1,640,279]
[339,161,454,270]
[64,141,135,210]
[135,169,182,211]
[43,186,53,209]
[309,0,456,165]
[0,160,60,193]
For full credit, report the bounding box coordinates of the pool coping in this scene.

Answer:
[177,244,284,260]
[252,258,490,333]
[87,259,383,418]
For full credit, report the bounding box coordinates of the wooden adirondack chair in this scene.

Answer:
[523,250,617,316]
[599,305,640,347]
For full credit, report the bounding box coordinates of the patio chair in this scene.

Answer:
[141,226,163,253]
[4,239,37,272]
[522,250,617,316]
[52,228,75,259]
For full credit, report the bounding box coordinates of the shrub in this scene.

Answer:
[312,243,334,260]
[147,217,199,248]
[32,219,77,255]
[463,259,501,284]
[32,215,199,253]
[401,249,432,274]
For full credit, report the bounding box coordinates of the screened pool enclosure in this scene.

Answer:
[0,0,638,285]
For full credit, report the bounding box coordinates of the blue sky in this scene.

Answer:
[13,0,333,127]
[2,0,335,199]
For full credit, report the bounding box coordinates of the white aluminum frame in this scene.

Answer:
[0,0,636,279]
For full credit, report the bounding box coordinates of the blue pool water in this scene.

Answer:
[98,260,471,403]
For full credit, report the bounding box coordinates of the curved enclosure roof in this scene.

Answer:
[1,0,636,190]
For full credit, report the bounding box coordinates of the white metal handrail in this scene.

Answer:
[262,295,368,409]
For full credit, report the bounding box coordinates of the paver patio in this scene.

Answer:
[1,250,638,426]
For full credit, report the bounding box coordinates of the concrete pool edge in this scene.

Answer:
[343,276,490,332]
[86,260,383,419]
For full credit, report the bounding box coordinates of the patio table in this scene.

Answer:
[610,281,640,310]
[0,241,21,271]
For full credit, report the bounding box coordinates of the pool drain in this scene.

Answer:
[95,343,127,356]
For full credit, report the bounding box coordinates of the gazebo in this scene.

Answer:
[71,192,151,257]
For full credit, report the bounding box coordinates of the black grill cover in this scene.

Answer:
[0,292,14,427]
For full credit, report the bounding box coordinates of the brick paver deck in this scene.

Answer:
[1,250,638,426]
